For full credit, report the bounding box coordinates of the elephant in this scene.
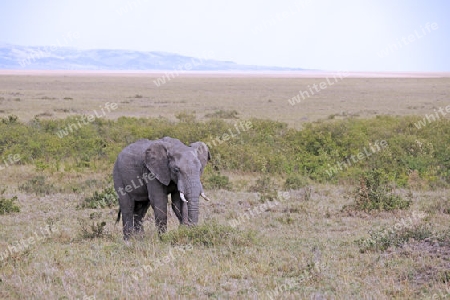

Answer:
[113,137,211,239]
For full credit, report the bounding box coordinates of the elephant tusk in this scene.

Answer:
[201,192,211,201]
[181,200,189,225]
[180,192,188,203]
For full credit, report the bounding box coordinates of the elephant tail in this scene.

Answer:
[116,209,121,224]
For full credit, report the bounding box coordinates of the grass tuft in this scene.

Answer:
[18,176,57,196]
[356,223,433,253]
[160,221,258,247]
[0,196,20,214]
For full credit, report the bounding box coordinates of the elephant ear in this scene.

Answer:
[144,141,171,186]
[190,142,210,173]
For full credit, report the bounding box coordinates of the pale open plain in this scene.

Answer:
[1,71,450,128]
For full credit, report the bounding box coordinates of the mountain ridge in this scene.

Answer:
[0,43,303,71]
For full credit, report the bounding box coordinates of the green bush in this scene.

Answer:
[349,170,411,212]
[0,196,20,214]
[284,174,309,190]
[79,186,118,209]
[203,173,232,190]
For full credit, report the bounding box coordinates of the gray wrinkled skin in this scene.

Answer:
[113,137,210,239]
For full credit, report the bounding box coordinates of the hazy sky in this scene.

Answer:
[1,0,449,72]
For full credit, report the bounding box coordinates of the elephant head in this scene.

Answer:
[144,137,210,225]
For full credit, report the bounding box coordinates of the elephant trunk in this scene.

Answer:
[186,178,202,225]
[180,180,201,225]
[187,197,200,224]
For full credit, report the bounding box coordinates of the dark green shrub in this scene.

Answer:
[0,196,20,214]
[284,174,308,190]
[349,170,411,212]
[203,173,232,190]
[79,186,118,209]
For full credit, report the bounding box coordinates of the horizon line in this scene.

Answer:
[0,70,449,78]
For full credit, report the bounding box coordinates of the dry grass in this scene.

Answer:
[1,73,450,128]
[1,179,449,299]
[0,73,449,299]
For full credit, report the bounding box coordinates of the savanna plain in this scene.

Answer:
[0,72,450,299]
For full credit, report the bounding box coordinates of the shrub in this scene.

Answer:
[79,186,118,209]
[175,111,196,123]
[1,115,450,187]
[248,175,279,202]
[424,196,450,215]
[204,109,239,119]
[78,213,110,239]
[248,175,276,193]
[350,170,411,212]
[284,174,308,190]
[0,196,20,214]
[356,223,433,253]
[19,176,57,196]
[203,173,232,190]
[161,221,257,247]
[1,115,18,124]
[437,228,450,246]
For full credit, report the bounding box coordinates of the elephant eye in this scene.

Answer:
[174,167,180,173]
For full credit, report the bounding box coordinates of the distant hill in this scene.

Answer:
[0,43,302,71]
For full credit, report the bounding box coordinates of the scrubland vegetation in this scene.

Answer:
[1,113,449,186]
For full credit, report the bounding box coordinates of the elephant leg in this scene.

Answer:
[134,201,150,233]
[171,193,183,223]
[153,199,168,234]
[117,193,135,240]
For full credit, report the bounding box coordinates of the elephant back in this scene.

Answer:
[116,139,152,170]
